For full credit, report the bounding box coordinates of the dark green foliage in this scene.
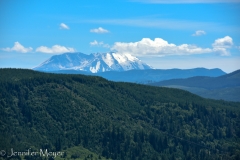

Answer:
[71,153,81,159]
[0,69,240,160]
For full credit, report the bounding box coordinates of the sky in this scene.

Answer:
[0,0,240,73]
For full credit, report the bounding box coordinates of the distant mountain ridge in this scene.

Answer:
[97,68,226,83]
[47,68,226,84]
[33,52,226,84]
[150,69,240,89]
[149,70,240,102]
[33,52,152,73]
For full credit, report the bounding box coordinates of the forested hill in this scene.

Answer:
[0,69,240,160]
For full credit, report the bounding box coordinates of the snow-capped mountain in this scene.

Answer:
[33,52,152,73]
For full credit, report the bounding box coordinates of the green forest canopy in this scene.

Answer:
[0,69,240,160]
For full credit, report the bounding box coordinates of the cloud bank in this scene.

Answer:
[36,45,75,54]
[1,42,75,54]
[1,42,33,53]
[111,36,233,56]
[60,23,70,30]
[2,36,233,56]
[90,27,109,33]
[111,38,212,56]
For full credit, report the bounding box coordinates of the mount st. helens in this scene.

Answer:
[33,52,226,84]
[33,52,152,73]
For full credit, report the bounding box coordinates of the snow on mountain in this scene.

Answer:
[33,52,152,73]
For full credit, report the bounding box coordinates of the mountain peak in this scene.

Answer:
[33,52,152,73]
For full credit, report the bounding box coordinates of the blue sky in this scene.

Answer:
[0,0,240,73]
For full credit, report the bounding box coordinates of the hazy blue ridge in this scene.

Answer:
[149,70,240,102]
[97,68,226,83]
[38,68,226,84]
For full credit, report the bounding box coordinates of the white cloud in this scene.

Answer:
[192,30,206,36]
[112,36,234,57]
[90,40,110,48]
[36,45,75,54]
[60,23,70,30]
[1,42,33,53]
[90,40,104,46]
[111,38,212,56]
[90,27,109,33]
[212,36,233,56]
[212,36,233,48]
[131,0,240,3]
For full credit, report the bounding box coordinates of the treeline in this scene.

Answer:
[0,69,240,160]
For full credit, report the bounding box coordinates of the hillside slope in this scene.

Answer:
[149,70,240,102]
[0,69,240,159]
